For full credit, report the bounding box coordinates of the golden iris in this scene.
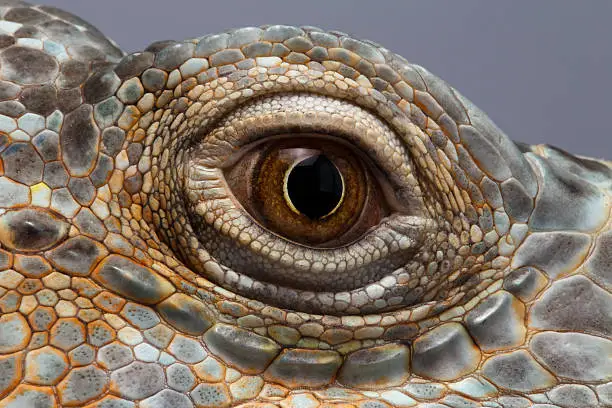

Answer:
[224,136,389,247]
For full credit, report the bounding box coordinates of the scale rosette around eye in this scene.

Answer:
[178,93,440,314]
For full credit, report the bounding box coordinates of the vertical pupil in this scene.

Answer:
[286,154,343,219]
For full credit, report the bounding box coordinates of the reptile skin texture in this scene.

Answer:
[0,1,611,407]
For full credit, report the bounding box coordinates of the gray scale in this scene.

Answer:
[264,348,343,388]
[0,207,68,252]
[190,383,231,407]
[585,229,612,287]
[0,354,19,397]
[411,323,481,381]
[46,236,107,276]
[73,208,106,240]
[0,385,56,408]
[203,323,281,374]
[67,177,95,205]
[97,342,134,370]
[2,142,43,185]
[24,345,68,385]
[511,231,592,279]
[529,275,612,337]
[109,361,165,400]
[57,365,108,406]
[502,267,548,302]
[168,334,206,364]
[140,389,194,408]
[596,383,612,406]
[527,153,609,232]
[337,344,410,388]
[49,318,85,351]
[143,324,174,349]
[28,307,55,331]
[120,302,160,330]
[94,398,136,408]
[59,104,100,177]
[530,331,612,382]
[91,255,175,304]
[166,363,196,392]
[465,291,525,351]
[87,321,114,347]
[156,292,213,335]
[547,384,598,408]
[69,343,95,366]
[482,350,556,393]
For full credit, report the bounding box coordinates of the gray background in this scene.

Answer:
[44,1,612,159]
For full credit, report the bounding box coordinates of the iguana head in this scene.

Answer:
[0,2,610,407]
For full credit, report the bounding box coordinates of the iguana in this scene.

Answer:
[0,2,610,407]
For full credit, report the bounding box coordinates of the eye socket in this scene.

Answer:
[223,136,389,247]
[183,93,433,312]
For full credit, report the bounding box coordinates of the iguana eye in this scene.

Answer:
[182,93,433,313]
[223,136,389,247]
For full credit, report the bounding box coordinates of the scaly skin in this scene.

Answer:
[0,2,610,408]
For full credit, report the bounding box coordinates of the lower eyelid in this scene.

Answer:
[191,187,430,293]
[188,161,434,286]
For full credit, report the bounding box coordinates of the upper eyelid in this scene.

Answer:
[191,93,419,191]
